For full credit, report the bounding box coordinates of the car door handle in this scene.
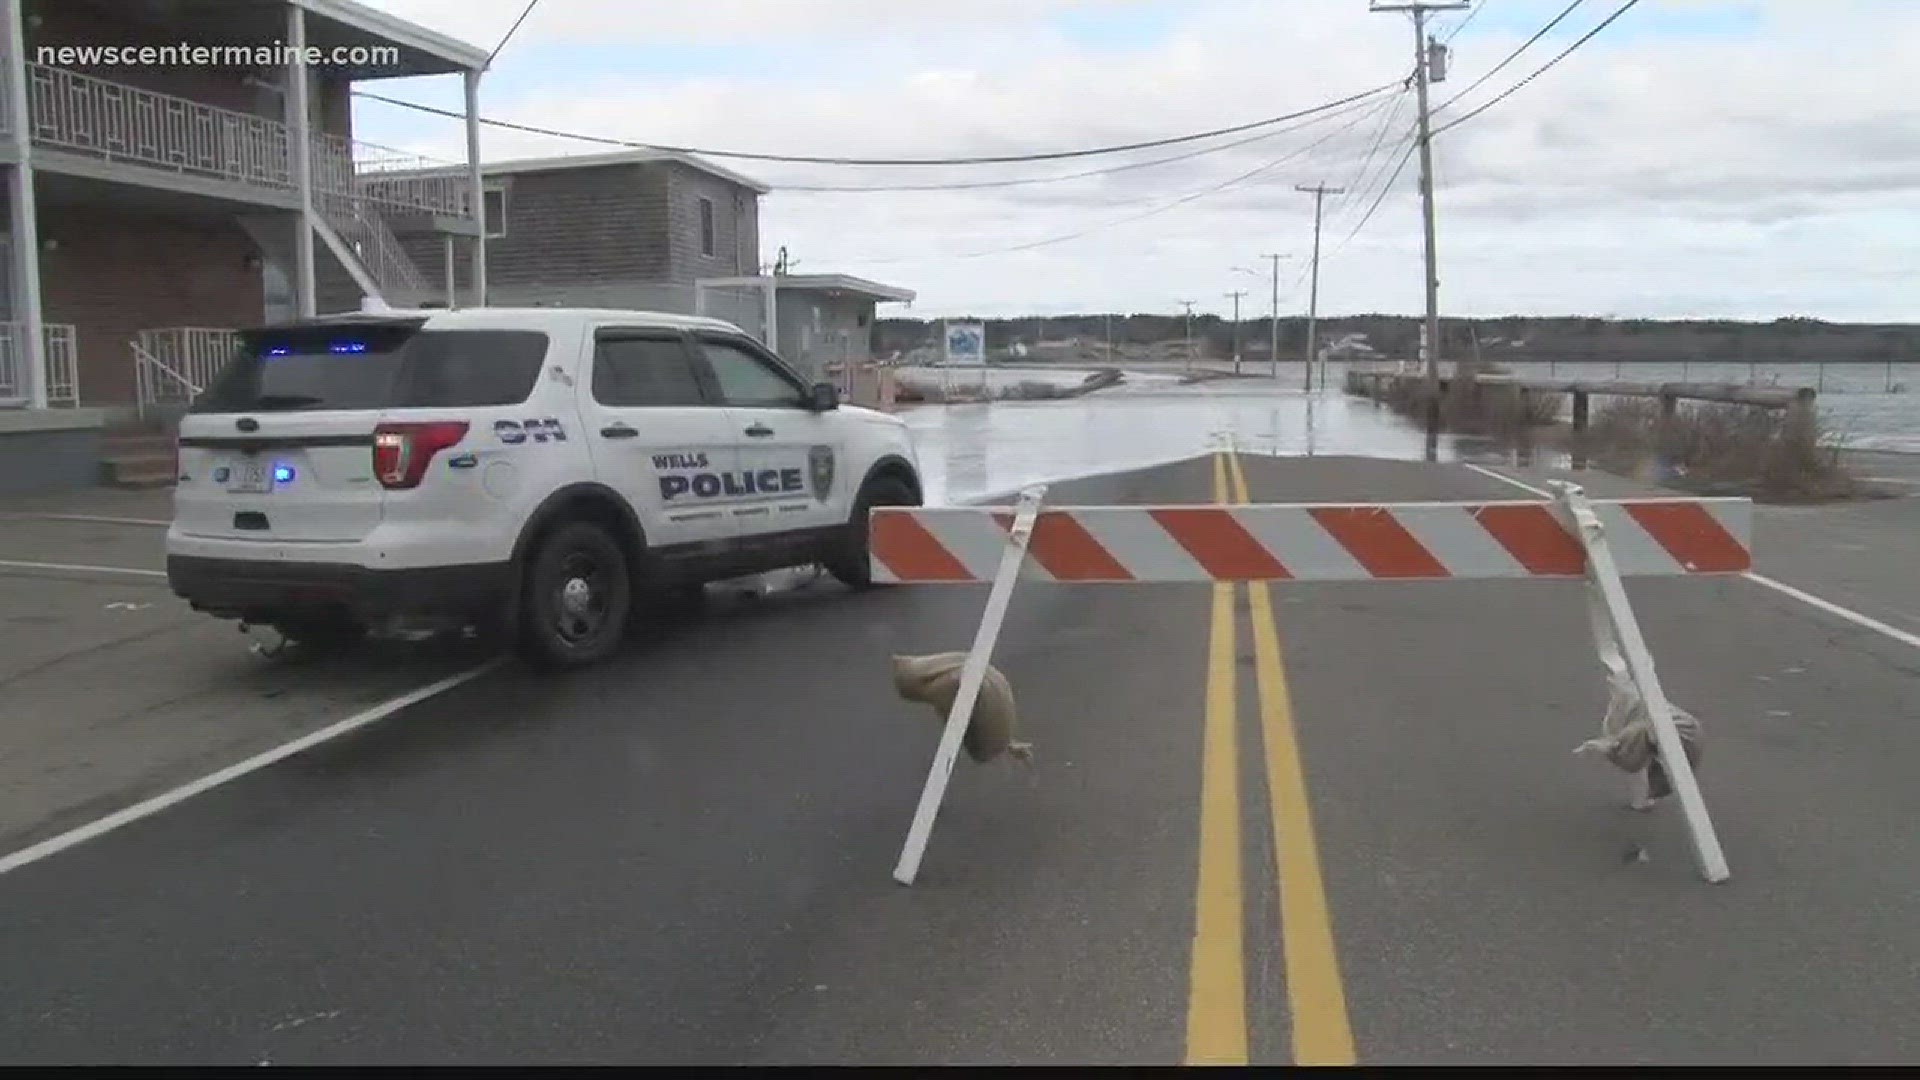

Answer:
[600,424,639,439]
[744,423,774,437]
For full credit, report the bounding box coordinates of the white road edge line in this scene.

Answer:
[0,559,167,578]
[1740,573,1920,651]
[0,659,503,878]
[1460,461,1920,653]
[1463,461,1553,499]
[0,513,170,527]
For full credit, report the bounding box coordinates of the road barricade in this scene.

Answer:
[872,481,1751,887]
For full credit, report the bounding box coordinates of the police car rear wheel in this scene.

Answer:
[825,475,917,591]
[517,520,631,669]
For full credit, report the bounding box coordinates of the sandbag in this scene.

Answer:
[1575,672,1704,803]
[891,652,1032,763]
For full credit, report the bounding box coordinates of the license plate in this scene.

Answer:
[227,458,271,494]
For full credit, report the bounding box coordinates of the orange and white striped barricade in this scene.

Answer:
[873,483,1749,886]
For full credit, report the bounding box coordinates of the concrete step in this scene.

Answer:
[101,448,179,490]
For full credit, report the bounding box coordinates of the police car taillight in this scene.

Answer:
[373,421,469,489]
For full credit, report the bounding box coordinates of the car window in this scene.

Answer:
[698,337,804,408]
[398,331,549,407]
[592,335,708,407]
[192,325,548,412]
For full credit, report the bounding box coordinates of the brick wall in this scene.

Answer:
[37,207,264,407]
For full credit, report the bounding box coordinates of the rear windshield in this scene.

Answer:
[190,324,552,413]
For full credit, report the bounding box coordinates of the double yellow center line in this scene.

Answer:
[1185,451,1356,1066]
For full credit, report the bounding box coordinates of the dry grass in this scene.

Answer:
[1346,366,1868,502]
[1578,398,1859,502]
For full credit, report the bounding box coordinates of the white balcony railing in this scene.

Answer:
[319,136,473,219]
[29,63,292,190]
[25,64,473,221]
[0,323,79,406]
[133,327,240,413]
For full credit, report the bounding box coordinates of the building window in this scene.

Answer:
[698,196,715,257]
[484,186,508,239]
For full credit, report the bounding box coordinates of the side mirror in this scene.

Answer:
[809,382,840,411]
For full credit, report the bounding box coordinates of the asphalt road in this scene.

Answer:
[3,454,1918,1065]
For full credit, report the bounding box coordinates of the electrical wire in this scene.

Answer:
[1432,0,1640,136]
[351,79,1403,168]
[1440,0,1488,43]
[1324,83,1412,235]
[486,0,542,67]
[847,91,1401,265]
[1337,78,1412,194]
[1331,135,1419,255]
[774,86,1398,193]
[1433,0,1585,113]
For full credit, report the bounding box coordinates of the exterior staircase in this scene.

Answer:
[100,420,180,489]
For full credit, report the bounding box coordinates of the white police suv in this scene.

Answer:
[165,307,924,669]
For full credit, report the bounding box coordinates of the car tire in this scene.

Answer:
[515,520,632,670]
[825,474,919,591]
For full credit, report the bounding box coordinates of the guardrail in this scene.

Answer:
[1347,368,1816,432]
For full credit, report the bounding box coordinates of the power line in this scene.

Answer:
[1337,79,1413,195]
[1434,0,1586,113]
[1333,136,1419,254]
[1326,86,1413,236]
[774,87,1397,193]
[850,92,1400,264]
[1441,0,1489,43]
[485,0,542,67]
[1432,0,1640,136]
[351,79,1403,168]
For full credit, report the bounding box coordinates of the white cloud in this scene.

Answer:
[355,0,1920,321]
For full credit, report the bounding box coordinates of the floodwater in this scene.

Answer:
[902,367,1917,506]
[906,381,1461,506]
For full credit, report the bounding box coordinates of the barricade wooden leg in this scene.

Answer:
[892,485,1046,886]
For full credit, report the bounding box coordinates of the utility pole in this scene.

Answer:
[1372,0,1464,404]
[1178,300,1197,371]
[1104,312,1113,364]
[1295,183,1345,393]
[1224,290,1246,374]
[1260,253,1288,380]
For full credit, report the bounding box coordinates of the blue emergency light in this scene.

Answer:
[273,464,295,484]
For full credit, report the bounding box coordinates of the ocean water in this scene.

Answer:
[899,367,1917,507]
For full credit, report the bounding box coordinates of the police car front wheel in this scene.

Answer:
[517,520,633,669]
[825,475,918,591]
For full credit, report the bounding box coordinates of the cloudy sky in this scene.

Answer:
[350,0,1917,322]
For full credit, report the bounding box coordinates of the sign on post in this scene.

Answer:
[943,321,986,366]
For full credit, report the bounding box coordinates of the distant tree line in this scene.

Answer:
[874,314,1920,363]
